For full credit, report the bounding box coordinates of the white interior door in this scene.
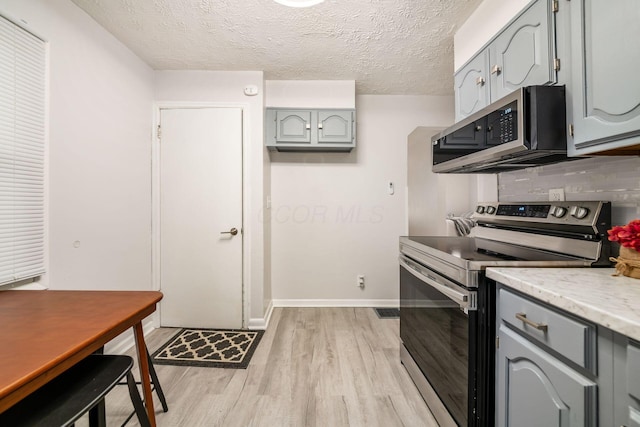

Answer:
[159,107,243,329]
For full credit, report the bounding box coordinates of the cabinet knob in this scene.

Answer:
[476,77,485,86]
[318,123,323,129]
[491,65,502,75]
[305,123,311,130]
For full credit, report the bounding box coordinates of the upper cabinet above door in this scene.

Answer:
[567,0,640,156]
[275,110,313,144]
[266,108,356,152]
[489,0,556,102]
[454,0,558,122]
[317,110,354,144]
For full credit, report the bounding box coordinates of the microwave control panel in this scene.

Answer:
[498,102,517,143]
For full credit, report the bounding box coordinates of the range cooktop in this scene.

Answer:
[404,236,584,264]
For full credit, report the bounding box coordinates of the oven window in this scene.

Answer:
[400,266,471,426]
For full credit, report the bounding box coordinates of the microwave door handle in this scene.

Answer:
[399,257,469,308]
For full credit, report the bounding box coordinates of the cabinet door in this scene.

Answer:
[441,120,485,149]
[489,0,556,101]
[496,327,597,427]
[614,336,640,427]
[454,50,490,121]
[568,0,640,155]
[275,110,312,144]
[317,110,353,144]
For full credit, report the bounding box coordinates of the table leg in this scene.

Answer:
[133,323,156,427]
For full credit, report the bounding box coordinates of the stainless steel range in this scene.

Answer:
[399,201,611,427]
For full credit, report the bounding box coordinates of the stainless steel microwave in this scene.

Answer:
[432,86,569,173]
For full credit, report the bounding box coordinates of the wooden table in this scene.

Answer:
[0,290,163,426]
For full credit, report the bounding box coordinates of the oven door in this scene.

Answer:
[399,254,478,427]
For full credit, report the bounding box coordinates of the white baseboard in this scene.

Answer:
[247,300,274,330]
[272,299,399,308]
[104,316,157,355]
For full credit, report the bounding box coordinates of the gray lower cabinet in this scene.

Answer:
[496,284,640,427]
[266,108,355,152]
[614,335,640,427]
[567,0,640,155]
[496,287,597,427]
[497,326,597,427]
[454,0,557,121]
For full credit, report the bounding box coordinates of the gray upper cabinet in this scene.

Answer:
[454,50,489,122]
[454,0,558,122]
[266,108,355,152]
[275,110,312,144]
[317,110,354,144]
[489,0,556,101]
[567,0,640,155]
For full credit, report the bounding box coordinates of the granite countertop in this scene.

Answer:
[486,267,640,342]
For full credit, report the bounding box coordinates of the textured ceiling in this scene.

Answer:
[70,0,482,95]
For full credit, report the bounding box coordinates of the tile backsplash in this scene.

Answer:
[498,156,640,226]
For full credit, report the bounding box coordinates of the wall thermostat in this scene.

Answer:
[243,85,259,96]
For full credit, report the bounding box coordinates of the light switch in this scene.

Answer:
[388,182,394,195]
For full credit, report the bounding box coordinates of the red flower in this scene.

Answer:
[608,219,640,251]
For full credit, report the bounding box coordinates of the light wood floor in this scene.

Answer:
[81,307,438,426]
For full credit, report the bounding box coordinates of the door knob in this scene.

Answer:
[220,227,238,236]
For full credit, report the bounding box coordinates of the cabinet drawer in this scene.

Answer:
[499,288,597,372]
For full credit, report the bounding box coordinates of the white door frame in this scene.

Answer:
[152,101,250,329]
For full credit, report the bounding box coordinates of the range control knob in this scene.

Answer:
[550,206,567,218]
[569,206,589,219]
[476,206,485,214]
[486,206,496,214]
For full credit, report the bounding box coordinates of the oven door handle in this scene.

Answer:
[399,256,474,310]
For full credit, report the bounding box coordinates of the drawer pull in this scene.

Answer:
[516,312,548,332]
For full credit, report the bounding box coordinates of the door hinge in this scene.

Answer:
[553,0,559,12]
[496,336,500,349]
[554,58,561,71]
[569,124,574,137]
[157,125,161,139]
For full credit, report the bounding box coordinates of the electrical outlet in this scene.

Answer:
[357,275,365,288]
[549,188,565,201]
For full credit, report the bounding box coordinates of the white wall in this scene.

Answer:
[0,0,155,291]
[454,0,530,71]
[154,71,269,327]
[407,127,476,236]
[266,80,355,108]
[270,95,456,305]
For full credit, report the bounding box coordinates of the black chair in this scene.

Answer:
[119,346,168,427]
[0,355,150,427]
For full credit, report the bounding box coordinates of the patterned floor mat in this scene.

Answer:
[151,328,264,369]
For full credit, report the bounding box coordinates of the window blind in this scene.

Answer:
[0,16,45,285]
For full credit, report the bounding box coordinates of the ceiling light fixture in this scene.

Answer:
[273,0,325,7]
